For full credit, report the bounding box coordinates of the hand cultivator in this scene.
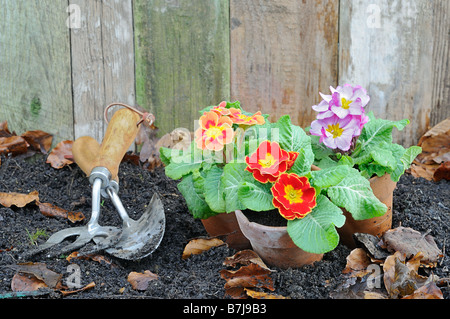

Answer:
[25,105,165,260]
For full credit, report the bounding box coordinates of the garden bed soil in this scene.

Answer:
[0,155,449,299]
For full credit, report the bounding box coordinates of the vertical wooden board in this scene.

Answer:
[430,0,450,128]
[230,0,339,127]
[133,0,230,135]
[70,0,135,142]
[0,0,73,143]
[339,0,434,147]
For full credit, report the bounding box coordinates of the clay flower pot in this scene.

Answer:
[337,173,397,248]
[201,212,252,251]
[234,210,323,269]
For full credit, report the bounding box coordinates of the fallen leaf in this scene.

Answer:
[412,118,450,180]
[11,272,48,292]
[0,136,29,156]
[364,291,388,299]
[7,262,62,288]
[127,270,159,291]
[223,250,271,271]
[60,281,95,296]
[353,232,390,260]
[0,190,39,208]
[182,237,225,259]
[433,161,450,181]
[244,288,289,299]
[66,252,113,265]
[220,263,274,292]
[37,201,85,223]
[342,248,372,277]
[21,130,53,154]
[383,252,432,299]
[46,140,73,169]
[0,120,13,137]
[402,281,443,299]
[382,226,443,265]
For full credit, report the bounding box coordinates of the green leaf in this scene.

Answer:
[326,171,387,220]
[310,135,334,161]
[356,117,409,155]
[238,180,274,212]
[272,115,312,154]
[310,165,354,189]
[159,146,179,166]
[221,163,248,213]
[204,165,226,213]
[287,195,345,254]
[164,151,202,180]
[390,145,422,182]
[177,173,216,219]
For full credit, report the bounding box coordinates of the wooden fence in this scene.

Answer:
[1,0,449,148]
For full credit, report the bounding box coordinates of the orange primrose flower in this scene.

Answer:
[228,108,265,125]
[271,173,317,220]
[195,111,234,151]
[245,141,290,183]
[210,101,231,116]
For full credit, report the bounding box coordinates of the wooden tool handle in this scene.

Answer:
[72,136,101,177]
[96,108,140,180]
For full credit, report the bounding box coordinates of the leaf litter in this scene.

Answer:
[0,121,448,299]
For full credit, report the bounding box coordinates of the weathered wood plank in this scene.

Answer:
[230,0,339,127]
[430,0,450,128]
[0,0,73,143]
[339,0,435,147]
[133,0,230,135]
[70,0,135,142]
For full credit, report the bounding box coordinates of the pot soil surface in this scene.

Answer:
[0,155,448,299]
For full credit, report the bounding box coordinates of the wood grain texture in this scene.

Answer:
[0,0,73,143]
[133,0,230,135]
[70,0,135,142]
[339,0,435,147]
[230,0,339,127]
[430,0,450,128]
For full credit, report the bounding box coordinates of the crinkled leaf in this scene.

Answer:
[390,146,422,182]
[221,163,248,213]
[177,173,216,219]
[164,151,202,180]
[204,165,226,213]
[310,165,353,189]
[326,171,387,220]
[287,194,345,254]
[357,117,409,152]
[238,180,274,212]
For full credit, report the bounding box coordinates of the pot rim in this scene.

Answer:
[235,209,288,232]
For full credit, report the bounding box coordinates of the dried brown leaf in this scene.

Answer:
[0,190,39,208]
[383,226,443,265]
[220,263,274,292]
[37,201,85,223]
[11,272,48,292]
[244,288,289,299]
[21,130,53,154]
[46,140,73,169]
[342,248,372,277]
[182,237,225,259]
[402,281,444,299]
[60,281,95,296]
[433,161,450,181]
[0,136,29,156]
[9,262,62,288]
[66,252,113,265]
[127,270,159,291]
[223,250,271,271]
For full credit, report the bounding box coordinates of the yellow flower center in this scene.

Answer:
[258,153,276,168]
[206,126,222,139]
[326,123,344,138]
[341,98,352,110]
[283,185,304,204]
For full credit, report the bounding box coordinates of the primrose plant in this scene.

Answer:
[309,84,422,181]
[161,100,393,255]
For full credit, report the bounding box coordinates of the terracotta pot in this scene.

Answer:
[201,212,252,251]
[234,210,323,269]
[337,173,397,248]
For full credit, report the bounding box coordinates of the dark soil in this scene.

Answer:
[0,155,449,300]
